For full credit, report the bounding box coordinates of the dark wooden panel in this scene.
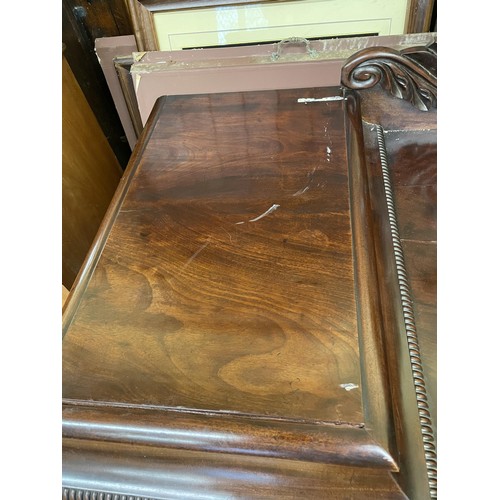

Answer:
[383,130,436,435]
[359,88,437,131]
[80,0,134,38]
[385,131,437,188]
[392,185,436,241]
[385,131,437,242]
[401,239,436,429]
[362,121,436,499]
[62,0,133,168]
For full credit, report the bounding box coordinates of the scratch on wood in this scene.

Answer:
[292,186,310,197]
[183,240,210,269]
[220,226,233,243]
[237,204,281,224]
[249,204,280,222]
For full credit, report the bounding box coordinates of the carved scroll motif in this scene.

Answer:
[341,43,437,111]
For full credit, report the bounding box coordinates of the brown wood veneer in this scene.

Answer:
[63,84,436,498]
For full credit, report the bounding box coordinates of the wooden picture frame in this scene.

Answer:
[126,0,435,52]
[94,35,139,149]
[405,0,436,33]
[114,56,145,140]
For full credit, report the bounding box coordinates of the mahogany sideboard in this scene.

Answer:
[63,45,437,499]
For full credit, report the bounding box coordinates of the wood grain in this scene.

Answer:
[63,88,400,473]
[62,402,396,469]
[125,0,159,51]
[384,130,436,434]
[63,89,362,422]
[62,84,435,497]
[405,0,435,33]
[359,87,437,131]
[62,53,123,289]
[63,438,407,499]
[362,121,436,499]
[341,44,436,112]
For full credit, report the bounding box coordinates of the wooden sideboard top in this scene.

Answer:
[63,87,398,470]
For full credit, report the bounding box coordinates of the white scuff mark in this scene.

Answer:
[326,146,332,162]
[236,204,281,225]
[384,128,433,133]
[292,185,310,197]
[297,96,344,103]
[249,204,280,222]
[340,383,359,391]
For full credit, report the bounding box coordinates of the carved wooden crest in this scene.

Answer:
[341,43,437,111]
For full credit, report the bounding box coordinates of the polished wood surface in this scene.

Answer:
[63,88,399,465]
[384,129,436,434]
[125,0,158,51]
[64,88,363,419]
[359,87,437,131]
[362,119,436,499]
[62,53,123,289]
[340,44,438,494]
[63,83,435,498]
[63,438,406,499]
